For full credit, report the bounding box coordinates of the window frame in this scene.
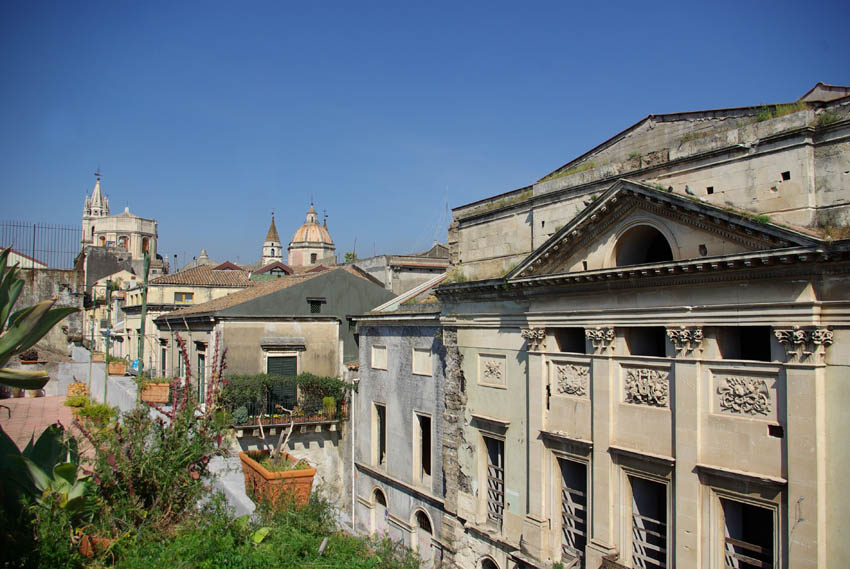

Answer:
[619,467,672,569]
[413,411,433,490]
[174,291,194,304]
[371,344,388,370]
[412,346,432,376]
[372,402,387,468]
[711,490,779,569]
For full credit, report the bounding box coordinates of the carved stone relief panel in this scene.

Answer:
[774,327,833,361]
[623,367,669,407]
[478,353,506,387]
[713,373,775,419]
[521,328,546,351]
[552,361,590,398]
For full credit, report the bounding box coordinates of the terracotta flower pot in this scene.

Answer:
[79,534,113,558]
[239,450,315,507]
[92,353,105,363]
[107,361,126,375]
[140,382,170,403]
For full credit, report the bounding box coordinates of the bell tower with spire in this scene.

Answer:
[261,213,283,266]
[81,170,110,247]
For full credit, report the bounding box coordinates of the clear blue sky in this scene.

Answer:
[2,1,848,267]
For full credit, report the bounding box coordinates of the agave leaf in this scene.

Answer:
[53,462,77,486]
[27,424,66,474]
[234,515,250,531]
[19,456,52,493]
[0,368,49,390]
[15,305,78,353]
[0,301,50,356]
[0,278,24,334]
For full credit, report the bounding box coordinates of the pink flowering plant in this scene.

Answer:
[76,333,229,536]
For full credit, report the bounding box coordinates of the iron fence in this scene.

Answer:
[0,220,81,269]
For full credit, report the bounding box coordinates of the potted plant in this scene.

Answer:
[106,355,127,376]
[64,394,89,421]
[18,348,39,364]
[239,450,316,507]
[240,404,315,507]
[138,377,171,403]
[67,379,89,398]
[91,352,105,363]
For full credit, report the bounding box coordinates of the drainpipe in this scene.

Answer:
[351,374,358,531]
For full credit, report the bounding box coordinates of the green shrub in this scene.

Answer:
[63,394,89,408]
[322,396,336,416]
[817,111,840,127]
[76,403,116,424]
[232,406,250,425]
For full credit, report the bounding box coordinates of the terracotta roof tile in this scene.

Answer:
[150,264,252,287]
[158,265,382,320]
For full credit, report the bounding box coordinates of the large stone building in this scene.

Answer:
[351,275,448,566]
[356,83,849,569]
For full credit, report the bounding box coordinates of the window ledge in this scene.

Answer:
[695,463,787,487]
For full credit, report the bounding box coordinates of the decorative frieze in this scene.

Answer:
[624,368,669,407]
[585,327,614,352]
[479,354,506,387]
[774,327,833,360]
[716,376,771,416]
[521,328,546,351]
[554,363,589,397]
[666,326,703,354]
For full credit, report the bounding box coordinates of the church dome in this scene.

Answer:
[291,204,334,245]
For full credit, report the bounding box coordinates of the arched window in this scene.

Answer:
[411,510,433,554]
[371,488,388,535]
[270,248,275,256]
[142,237,150,253]
[614,225,673,267]
[480,558,500,569]
[91,226,95,240]
[118,236,129,249]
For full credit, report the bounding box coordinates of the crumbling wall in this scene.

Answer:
[16,268,84,355]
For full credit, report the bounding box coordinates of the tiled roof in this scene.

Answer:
[255,261,293,275]
[265,217,281,243]
[158,265,380,319]
[149,264,252,287]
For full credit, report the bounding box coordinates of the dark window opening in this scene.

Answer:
[310,253,318,264]
[615,225,673,267]
[267,356,298,408]
[716,326,772,362]
[484,436,505,529]
[706,186,714,195]
[560,459,588,567]
[415,510,432,534]
[310,300,321,314]
[582,260,588,271]
[417,414,431,479]
[630,477,667,569]
[374,488,386,507]
[270,248,275,256]
[554,328,586,354]
[699,244,708,256]
[768,424,784,438]
[481,560,500,569]
[624,327,667,357]
[376,404,387,467]
[781,171,791,181]
[722,499,774,569]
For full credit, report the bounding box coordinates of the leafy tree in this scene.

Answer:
[0,248,77,390]
[344,251,358,263]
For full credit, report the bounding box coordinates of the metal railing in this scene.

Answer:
[0,220,81,269]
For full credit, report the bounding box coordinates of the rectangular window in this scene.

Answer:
[160,346,167,377]
[177,352,185,378]
[371,345,387,370]
[721,499,775,569]
[716,326,772,362]
[373,403,387,467]
[484,436,505,529]
[174,291,194,304]
[267,356,297,409]
[415,414,432,486]
[412,347,432,376]
[559,459,588,567]
[197,353,206,402]
[630,476,668,569]
[309,300,322,314]
[623,327,667,357]
[554,328,586,353]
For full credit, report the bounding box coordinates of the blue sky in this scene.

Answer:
[1,1,848,268]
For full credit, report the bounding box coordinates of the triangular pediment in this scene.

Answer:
[507,180,821,280]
